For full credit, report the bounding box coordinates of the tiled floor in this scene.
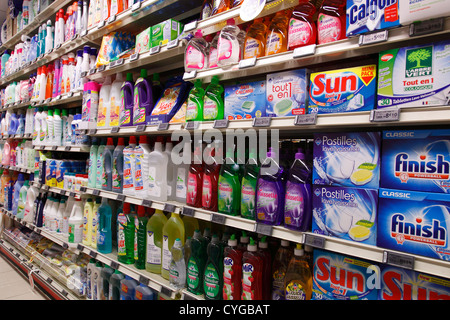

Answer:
[0,254,48,300]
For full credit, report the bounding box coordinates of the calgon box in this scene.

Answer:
[313,131,381,189]
[346,0,400,37]
[312,249,379,300]
[309,65,377,114]
[312,185,378,245]
[377,188,450,261]
[224,80,266,120]
[377,40,450,109]
[379,265,450,300]
[381,129,450,193]
[266,69,308,117]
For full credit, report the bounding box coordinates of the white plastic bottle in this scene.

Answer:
[68,198,84,243]
[45,20,53,53]
[80,46,90,90]
[23,180,39,223]
[62,196,76,237]
[38,65,47,101]
[147,136,168,201]
[96,139,106,189]
[175,140,191,204]
[97,76,112,128]
[217,18,241,68]
[49,196,59,232]
[108,73,124,127]
[74,49,83,91]
[134,135,151,198]
[88,138,99,187]
[67,53,76,92]
[53,108,62,146]
[39,107,48,145]
[32,107,42,146]
[56,197,66,233]
[122,136,137,195]
[164,139,176,201]
[46,109,54,146]
[60,55,69,94]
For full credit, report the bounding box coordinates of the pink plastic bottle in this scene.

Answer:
[317,0,346,45]
[2,140,11,165]
[202,144,221,212]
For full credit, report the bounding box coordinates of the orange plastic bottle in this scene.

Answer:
[212,0,230,16]
[45,63,54,100]
[288,0,317,51]
[243,18,267,59]
[317,0,346,44]
[265,10,291,56]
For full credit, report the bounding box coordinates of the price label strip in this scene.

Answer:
[370,108,400,122]
[359,30,388,46]
[410,17,444,37]
[383,251,415,270]
[294,114,317,126]
[303,233,325,249]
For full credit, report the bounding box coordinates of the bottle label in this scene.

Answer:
[218,38,233,62]
[266,31,284,56]
[223,256,237,300]
[272,269,287,300]
[209,47,218,68]
[185,45,206,70]
[241,262,255,300]
[148,166,160,197]
[203,263,220,299]
[288,18,312,48]
[285,280,307,300]
[112,157,121,190]
[240,177,256,219]
[97,98,106,127]
[185,96,199,121]
[162,235,171,272]
[109,96,120,126]
[91,212,98,245]
[202,174,213,208]
[68,222,83,243]
[117,213,127,256]
[203,96,218,120]
[256,181,279,223]
[318,13,342,44]
[218,177,233,213]
[134,150,144,191]
[123,150,134,190]
[186,172,198,205]
[146,231,161,265]
[119,91,131,126]
[244,37,263,59]
[284,181,305,228]
[176,168,187,199]
[133,83,146,124]
[187,258,200,290]
[134,219,139,260]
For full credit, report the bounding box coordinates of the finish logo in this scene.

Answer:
[394,153,450,183]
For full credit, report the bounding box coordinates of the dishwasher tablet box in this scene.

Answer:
[377,40,450,109]
[312,185,378,245]
[151,19,183,48]
[266,69,308,117]
[346,0,400,37]
[309,65,377,114]
[313,131,381,189]
[399,0,450,25]
[135,27,151,54]
[377,188,450,261]
[312,249,379,300]
[379,265,450,300]
[380,129,450,193]
[224,80,266,120]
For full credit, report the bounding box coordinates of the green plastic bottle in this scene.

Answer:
[117,202,135,264]
[187,230,207,295]
[185,79,205,122]
[240,147,260,220]
[203,76,224,121]
[203,234,223,300]
[161,211,185,280]
[218,147,241,216]
[146,209,168,274]
[134,205,149,269]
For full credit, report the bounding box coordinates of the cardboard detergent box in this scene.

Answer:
[312,185,378,245]
[309,65,377,114]
[399,0,450,25]
[313,131,381,189]
[380,129,450,193]
[225,80,266,120]
[266,69,308,117]
[377,40,450,109]
[312,249,379,300]
[377,188,450,261]
[379,264,450,300]
[151,19,183,48]
[346,0,400,37]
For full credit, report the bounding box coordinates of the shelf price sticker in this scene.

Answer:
[254,223,272,236]
[181,206,195,217]
[359,30,388,46]
[252,117,271,127]
[183,20,198,33]
[410,17,444,37]
[303,233,325,249]
[370,107,400,122]
[132,1,141,11]
[157,122,169,131]
[163,203,176,213]
[293,44,316,59]
[294,114,317,126]
[150,46,161,55]
[213,119,229,129]
[185,121,199,130]
[238,56,257,69]
[183,70,197,81]
[136,124,147,132]
[130,52,139,62]
[211,213,226,225]
[383,251,415,270]
[167,39,179,49]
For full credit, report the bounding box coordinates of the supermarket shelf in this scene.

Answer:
[0,164,33,174]
[2,91,83,111]
[89,106,450,137]
[33,144,90,153]
[1,133,33,140]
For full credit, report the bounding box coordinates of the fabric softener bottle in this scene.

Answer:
[119,73,134,127]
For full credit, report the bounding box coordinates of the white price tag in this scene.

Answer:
[294,114,317,126]
[370,108,400,122]
[183,70,197,80]
[293,44,316,59]
[359,30,388,46]
[183,21,198,32]
[238,57,256,69]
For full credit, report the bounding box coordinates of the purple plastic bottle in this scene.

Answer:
[120,73,134,127]
[256,147,285,226]
[283,149,312,231]
[133,69,153,126]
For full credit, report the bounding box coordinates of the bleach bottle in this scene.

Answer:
[109,270,125,300]
[88,138,99,188]
[101,137,115,191]
[135,284,154,300]
[12,173,25,216]
[120,276,139,300]
[134,135,151,198]
[97,197,113,254]
[133,69,153,126]
[123,136,137,195]
[119,73,134,127]
[112,137,125,193]
[96,138,106,189]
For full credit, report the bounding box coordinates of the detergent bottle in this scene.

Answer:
[185,30,209,72]
[258,236,272,300]
[244,18,268,59]
[186,229,207,295]
[317,0,346,44]
[88,138,99,187]
[122,136,137,195]
[11,173,25,216]
[147,136,168,201]
[109,73,124,127]
[97,197,113,254]
[203,234,223,300]
[266,10,291,56]
[133,69,153,126]
[97,75,112,128]
[134,206,149,270]
[134,135,151,198]
[100,265,115,300]
[202,143,221,211]
[17,180,31,219]
[288,0,317,51]
[145,209,168,273]
[217,19,241,68]
[91,197,102,249]
[102,137,115,191]
[218,146,240,216]
[109,270,125,300]
[161,211,185,280]
[186,143,204,208]
[82,198,94,246]
[117,202,135,264]
[284,244,312,300]
[203,76,224,121]
[68,198,84,243]
[223,234,242,300]
[119,73,134,127]
[175,140,192,204]
[241,237,263,300]
[96,138,106,189]
[135,284,154,300]
[169,238,186,289]
[120,276,139,300]
[240,147,259,220]
[112,137,125,193]
[272,239,293,300]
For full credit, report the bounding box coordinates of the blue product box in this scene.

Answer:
[309,65,377,114]
[312,185,378,245]
[313,131,381,189]
[312,249,379,300]
[346,0,400,37]
[379,264,450,300]
[377,188,450,261]
[266,69,308,117]
[224,80,266,120]
[381,129,450,193]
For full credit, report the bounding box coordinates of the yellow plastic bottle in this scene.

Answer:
[284,244,312,300]
[161,211,185,280]
[91,197,101,249]
[182,215,199,239]
[265,10,291,56]
[145,209,168,274]
[82,198,94,246]
[243,18,268,59]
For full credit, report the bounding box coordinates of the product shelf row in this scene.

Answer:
[0,164,33,174]
[1,91,82,111]
[1,133,33,140]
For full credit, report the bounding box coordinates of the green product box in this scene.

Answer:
[151,19,183,48]
[135,27,152,54]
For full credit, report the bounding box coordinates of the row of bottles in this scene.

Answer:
[0,108,35,136]
[0,139,35,172]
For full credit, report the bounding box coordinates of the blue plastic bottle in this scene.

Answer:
[97,197,113,254]
[135,283,155,300]
[109,270,125,300]
[133,69,153,126]
[119,73,134,127]
[12,173,25,215]
[256,147,285,226]
[284,149,312,231]
[35,193,47,227]
[17,114,25,135]
[9,113,19,135]
[120,276,139,300]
